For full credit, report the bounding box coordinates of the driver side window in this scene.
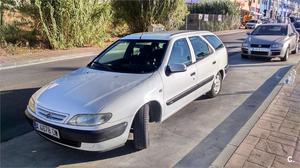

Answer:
[168,38,192,66]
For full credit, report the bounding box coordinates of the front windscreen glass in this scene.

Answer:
[252,25,287,36]
[89,40,168,73]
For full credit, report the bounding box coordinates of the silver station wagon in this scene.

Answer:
[25,31,228,151]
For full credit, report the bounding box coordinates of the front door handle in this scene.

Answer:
[190,72,196,76]
[212,61,217,64]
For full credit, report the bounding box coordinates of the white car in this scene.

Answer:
[245,20,262,29]
[25,31,228,151]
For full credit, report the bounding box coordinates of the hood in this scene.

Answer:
[247,35,286,44]
[36,67,152,114]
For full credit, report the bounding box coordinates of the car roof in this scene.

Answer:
[121,30,213,40]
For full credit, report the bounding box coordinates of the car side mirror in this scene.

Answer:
[166,63,187,75]
[290,32,295,36]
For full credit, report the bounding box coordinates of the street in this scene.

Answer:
[1,31,300,168]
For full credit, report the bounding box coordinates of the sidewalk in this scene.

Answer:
[225,64,300,168]
[0,47,102,70]
[0,29,247,70]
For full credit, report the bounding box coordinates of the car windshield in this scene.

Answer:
[294,22,300,28]
[89,40,168,74]
[248,20,257,23]
[252,25,287,36]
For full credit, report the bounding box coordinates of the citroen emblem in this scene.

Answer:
[46,112,52,119]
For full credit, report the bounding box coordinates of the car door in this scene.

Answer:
[188,36,216,94]
[162,38,197,118]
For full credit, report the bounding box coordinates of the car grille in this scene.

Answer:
[37,107,68,123]
[250,44,271,48]
[251,51,269,55]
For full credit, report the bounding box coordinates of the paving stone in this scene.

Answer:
[281,120,300,131]
[225,154,247,168]
[286,112,300,123]
[294,151,300,162]
[266,109,288,118]
[243,161,264,168]
[249,127,270,139]
[257,120,280,131]
[270,131,298,142]
[297,141,300,151]
[270,104,289,112]
[255,139,294,157]
[267,135,297,147]
[247,149,275,168]
[261,113,284,124]
[235,143,255,157]
[272,156,300,168]
[243,135,260,146]
[289,107,300,114]
[279,126,300,137]
[275,99,293,108]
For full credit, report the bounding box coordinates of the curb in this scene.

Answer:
[0,52,98,71]
[209,61,300,168]
[0,29,247,70]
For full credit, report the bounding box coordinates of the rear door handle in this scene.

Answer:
[212,61,217,64]
[190,72,196,76]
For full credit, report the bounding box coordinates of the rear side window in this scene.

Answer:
[204,35,224,50]
[189,36,212,60]
[168,38,192,65]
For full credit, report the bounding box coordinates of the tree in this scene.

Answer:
[111,0,188,32]
[248,0,252,12]
[34,0,112,49]
[0,0,16,25]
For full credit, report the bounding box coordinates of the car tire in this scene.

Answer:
[133,104,150,150]
[291,43,298,54]
[281,48,289,61]
[207,72,222,98]
[241,54,248,59]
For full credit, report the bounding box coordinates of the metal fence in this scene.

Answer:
[182,14,240,32]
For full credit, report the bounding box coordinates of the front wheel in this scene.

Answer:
[291,43,298,54]
[207,72,222,98]
[133,104,150,150]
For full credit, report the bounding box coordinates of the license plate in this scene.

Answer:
[251,48,269,52]
[34,122,60,139]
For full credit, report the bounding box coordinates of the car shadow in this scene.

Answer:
[0,88,39,142]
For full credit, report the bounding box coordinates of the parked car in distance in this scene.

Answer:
[241,23,299,61]
[25,31,229,151]
[245,20,262,29]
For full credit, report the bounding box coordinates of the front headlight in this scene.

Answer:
[271,43,283,48]
[242,42,249,48]
[68,113,112,126]
[28,97,36,113]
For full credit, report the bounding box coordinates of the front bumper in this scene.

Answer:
[241,47,284,58]
[25,110,129,151]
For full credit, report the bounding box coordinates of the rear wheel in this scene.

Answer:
[207,72,222,98]
[133,104,150,150]
[281,48,289,61]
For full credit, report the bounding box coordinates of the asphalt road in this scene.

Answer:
[1,31,300,168]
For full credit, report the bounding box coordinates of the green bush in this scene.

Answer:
[188,0,240,16]
[35,0,112,49]
[111,0,189,32]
